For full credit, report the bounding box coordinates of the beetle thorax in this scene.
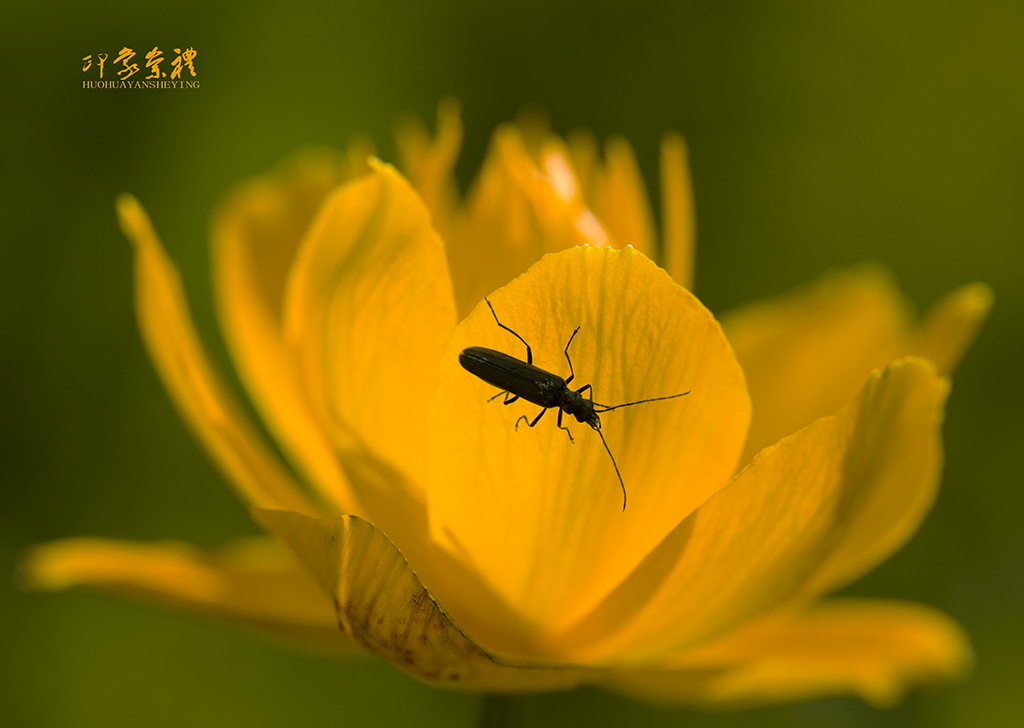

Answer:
[558,388,597,425]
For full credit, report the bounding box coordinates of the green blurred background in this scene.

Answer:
[2,1,1021,726]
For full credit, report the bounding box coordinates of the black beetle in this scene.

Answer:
[460,298,690,511]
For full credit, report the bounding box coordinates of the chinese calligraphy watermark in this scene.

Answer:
[82,47,199,89]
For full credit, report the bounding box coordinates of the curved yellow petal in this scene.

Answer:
[722,265,911,464]
[606,599,971,708]
[426,246,749,637]
[21,536,357,654]
[911,282,993,373]
[252,508,592,692]
[212,151,365,514]
[592,136,657,261]
[724,268,989,469]
[117,195,315,514]
[537,138,584,206]
[797,358,948,597]
[393,97,463,243]
[282,161,457,516]
[560,358,945,664]
[448,126,609,318]
[659,132,696,290]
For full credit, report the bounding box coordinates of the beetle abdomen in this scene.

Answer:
[460,347,565,407]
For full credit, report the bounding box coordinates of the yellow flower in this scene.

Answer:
[24,102,991,708]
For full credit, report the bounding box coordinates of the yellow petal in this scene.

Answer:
[722,265,911,464]
[592,136,658,261]
[426,246,749,636]
[559,358,945,664]
[448,126,609,318]
[212,151,366,513]
[659,133,696,290]
[252,508,591,691]
[21,536,357,653]
[565,129,600,204]
[565,131,696,289]
[282,161,458,514]
[537,138,584,206]
[724,268,990,469]
[607,599,971,708]
[393,97,463,243]
[117,195,315,514]
[911,282,993,373]
[797,358,948,597]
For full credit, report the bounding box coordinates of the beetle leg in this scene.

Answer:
[562,326,581,385]
[488,390,520,405]
[557,408,575,444]
[485,297,534,364]
[576,383,593,400]
[515,408,547,431]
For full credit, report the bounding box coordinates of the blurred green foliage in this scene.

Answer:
[2,1,1021,726]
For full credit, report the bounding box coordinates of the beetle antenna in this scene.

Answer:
[593,425,627,512]
[593,390,691,413]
